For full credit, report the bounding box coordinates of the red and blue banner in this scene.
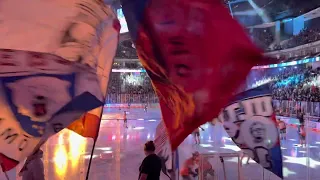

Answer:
[218,84,283,178]
[120,0,267,150]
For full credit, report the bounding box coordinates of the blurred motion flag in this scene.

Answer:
[218,84,283,178]
[0,0,119,171]
[67,3,120,140]
[120,0,267,149]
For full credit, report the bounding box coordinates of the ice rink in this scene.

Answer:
[3,107,320,180]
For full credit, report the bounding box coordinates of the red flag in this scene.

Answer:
[0,154,18,172]
[121,0,266,149]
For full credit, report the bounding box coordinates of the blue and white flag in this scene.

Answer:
[0,50,104,171]
[218,84,283,178]
[0,0,119,171]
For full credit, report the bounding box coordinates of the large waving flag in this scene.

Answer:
[0,51,103,171]
[218,84,283,178]
[0,0,118,171]
[120,0,267,149]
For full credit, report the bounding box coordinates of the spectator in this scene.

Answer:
[139,141,162,180]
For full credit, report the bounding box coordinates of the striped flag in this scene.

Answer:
[154,121,179,179]
[154,121,168,153]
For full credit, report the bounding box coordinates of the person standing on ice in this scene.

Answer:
[123,111,128,128]
[144,104,148,113]
[21,149,45,180]
[192,127,204,144]
[277,118,287,140]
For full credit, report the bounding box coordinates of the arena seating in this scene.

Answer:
[106,72,158,104]
[248,65,320,102]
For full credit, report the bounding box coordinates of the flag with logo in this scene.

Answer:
[0,0,119,171]
[120,0,268,149]
[217,84,283,178]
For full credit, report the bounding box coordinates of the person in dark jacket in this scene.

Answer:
[139,141,162,180]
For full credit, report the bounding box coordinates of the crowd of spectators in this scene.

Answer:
[108,63,320,104]
[106,72,157,104]
[115,45,138,59]
[251,27,320,52]
[251,28,274,50]
[281,28,320,49]
[249,65,320,102]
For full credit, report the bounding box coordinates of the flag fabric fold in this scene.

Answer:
[68,113,101,139]
[0,0,119,171]
[120,0,267,149]
[218,84,283,178]
[67,7,120,139]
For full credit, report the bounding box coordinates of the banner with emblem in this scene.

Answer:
[120,0,269,150]
[217,84,283,178]
[0,0,119,171]
[0,50,104,171]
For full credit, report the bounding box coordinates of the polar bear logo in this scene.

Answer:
[7,76,72,122]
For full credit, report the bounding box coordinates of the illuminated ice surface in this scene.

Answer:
[2,108,320,180]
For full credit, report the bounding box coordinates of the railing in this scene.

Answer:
[265,40,320,59]
[273,100,320,120]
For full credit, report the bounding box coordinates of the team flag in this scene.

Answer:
[0,50,103,171]
[120,0,267,149]
[218,84,283,178]
[0,0,118,171]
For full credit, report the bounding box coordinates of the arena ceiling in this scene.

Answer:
[113,0,320,59]
[227,0,320,25]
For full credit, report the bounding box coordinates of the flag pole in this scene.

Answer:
[85,107,105,180]
[85,138,98,180]
[0,160,10,180]
[4,171,9,180]
[85,57,115,179]
[170,151,175,180]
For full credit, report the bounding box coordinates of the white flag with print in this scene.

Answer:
[0,0,119,171]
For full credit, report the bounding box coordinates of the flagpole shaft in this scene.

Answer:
[306,113,310,180]
[85,107,105,180]
[4,171,9,180]
[0,163,9,180]
[85,139,97,180]
[171,152,175,180]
